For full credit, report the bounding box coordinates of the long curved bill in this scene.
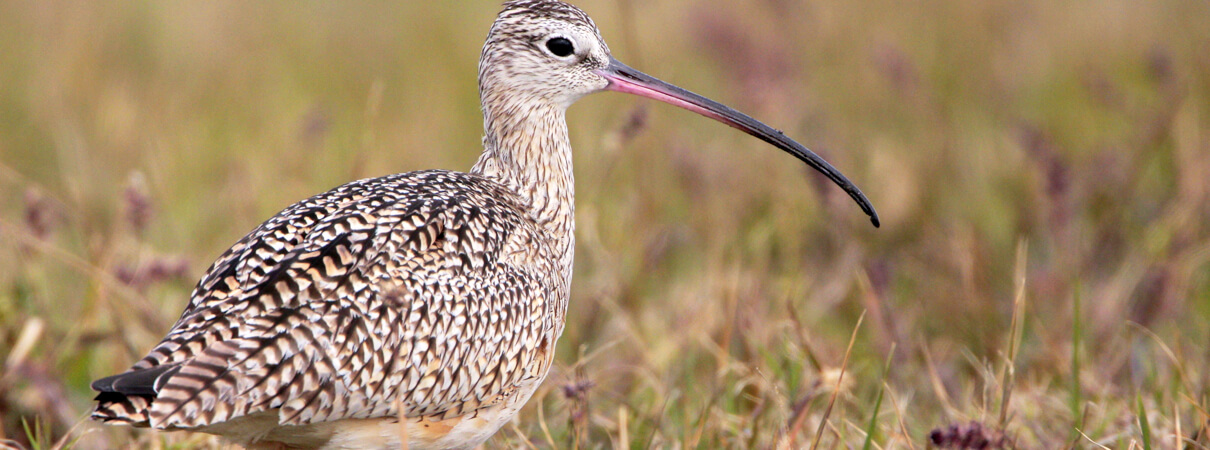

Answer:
[595,57,880,228]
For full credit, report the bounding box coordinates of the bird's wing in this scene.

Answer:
[93,170,563,430]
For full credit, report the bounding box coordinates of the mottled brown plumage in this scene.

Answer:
[94,171,565,447]
[92,1,877,449]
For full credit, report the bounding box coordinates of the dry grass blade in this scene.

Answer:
[921,340,957,417]
[1173,402,1182,450]
[1126,321,1195,396]
[511,421,541,450]
[782,385,819,449]
[616,406,628,450]
[1066,402,1091,450]
[537,396,558,450]
[1077,427,1114,449]
[49,414,97,450]
[3,318,44,372]
[1179,392,1210,421]
[788,301,825,372]
[809,310,866,450]
[883,382,916,450]
[999,238,1028,426]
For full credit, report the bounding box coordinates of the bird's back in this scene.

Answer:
[93,170,568,447]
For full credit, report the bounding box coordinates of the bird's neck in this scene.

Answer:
[472,95,576,272]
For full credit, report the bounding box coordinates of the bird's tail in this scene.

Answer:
[91,363,183,427]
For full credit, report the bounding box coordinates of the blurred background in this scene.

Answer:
[0,0,1207,448]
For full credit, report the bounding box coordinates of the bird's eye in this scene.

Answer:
[545,37,575,57]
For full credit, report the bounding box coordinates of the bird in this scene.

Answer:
[90,1,879,449]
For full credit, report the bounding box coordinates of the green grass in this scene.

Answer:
[1,0,1209,448]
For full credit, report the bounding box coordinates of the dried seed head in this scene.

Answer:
[24,188,59,240]
[115,255,190,292]
[928,420,1012,449]
[124,172,154,234]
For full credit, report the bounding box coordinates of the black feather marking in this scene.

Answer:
[92,363,184,395]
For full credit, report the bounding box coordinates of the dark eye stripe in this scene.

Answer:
[545,37,575,57]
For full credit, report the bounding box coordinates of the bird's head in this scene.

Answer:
[479,0,612,108]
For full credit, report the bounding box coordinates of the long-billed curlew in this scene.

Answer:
[90,1,879,448]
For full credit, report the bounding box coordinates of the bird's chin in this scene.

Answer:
[558,91,594,109]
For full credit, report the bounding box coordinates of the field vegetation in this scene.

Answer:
[1,0,1208,448]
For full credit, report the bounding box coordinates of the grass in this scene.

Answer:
[1,0,1209,448]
